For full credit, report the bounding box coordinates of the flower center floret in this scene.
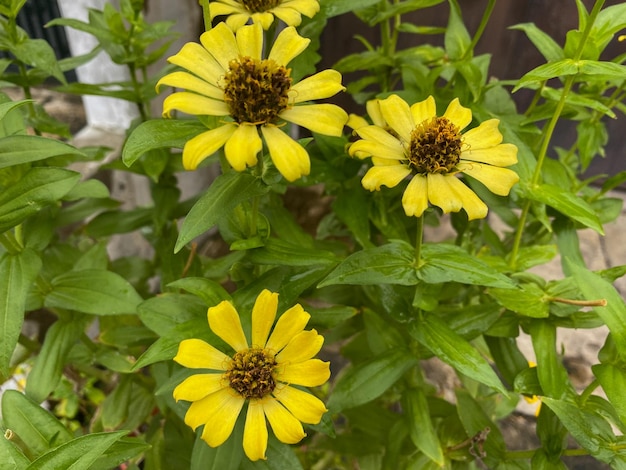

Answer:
[223,56,292,125]
[226,348,277,399]
[241,0,280,13]
[407,117,462,174]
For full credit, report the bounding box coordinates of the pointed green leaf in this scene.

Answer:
[404,388,444,465]
[0,99,34,122]
[523,183,603,234]
[167,277,231,306]
[0,428,30,469]
[247,238,337,266]
[318,240,417,287]
[176,172,269,252]
[569,263,626,359]
[593,364,626,425]
[122,119,206,166]
[445,0,471,60]
[11,38,66,84]
[419,244,514,288]
[509,23,564,62]
[529,320,569,399]
[25,431,127,470]
[190,417,243,470]
[0,249,41,376]
[0,135,84,169]
[488,283,550,318]
[1,390,73,459]
[0,168,80,233]
[45,269,143,315]
[327,349,418,412]
[409,314,507,394]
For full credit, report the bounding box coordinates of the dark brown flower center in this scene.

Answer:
[241,0,280,13]
[407,116,462,174]
[226,348,277,399]
[223,56,292,125]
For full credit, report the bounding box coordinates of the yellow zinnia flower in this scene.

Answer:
[349,95,520,220]
[208,0,320,30]
[173,289,330,461]
[157,22,347,182]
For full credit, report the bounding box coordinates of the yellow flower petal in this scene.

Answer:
[349,140,405,161]
[224,123,261,171]
[457,162,519,196]
[174,338,230,370]
[427,173,463,214]
[198,390,245,446]
[462,119,503,149]
[167,42,224,85]
[354,125,405,154]
[235,21,263,59]
[182,124,236,170]
[209,0,240,18]
[282,0,320,17]
[276,329,324,364]
[461,143,518,167]
[443,98,472,130]
[361,164,411,191]
[378,94,414,143]
[208,300,248,352]
[200,23,239,71]
[251,289,278,348]
[347,113,369,131]
[272,5,304,26]
[262,397,306,444]
[280,104,347,136]
[265,303,310,353]
[410,95,436,125]
[261,125,310,182]
[445,176,488,220]
[162,92,230,118]
[274,385,327,424]
[156,72,224,100]
[243,399,268,461]
[276,359,330,387]
[402,174,429,217]
[268,26,310,65]
[289,70,344,103]
[225,13,250,31]
[251,12,275,29]
[366,99,385,127]
[185,387,243,433]
[173,373,226,402]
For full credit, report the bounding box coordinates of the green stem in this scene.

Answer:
[461,0,496,61]
[198,0,212,32]
[509,0,605,269]
[579,378,600,404]
[414,215,424,267]
[0,231,23,254]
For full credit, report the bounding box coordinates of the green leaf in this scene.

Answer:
[514,59,579,91]
[45,269,143,315]
[0,168,80,233]
[240,434,303,469]
[167,277,231,306]
[247,238,337,266]
[528,320,569,399]
[318,240,417,287]
[523,183,604,234]
[122,119,206,167]
[89,437,151,470]
[569,263,626,359]
[541,397,614,462]
[331,188,373,249]
[0,99,34,122]
[320,0,381,17]
[509,23,564,62]
[327,349,418,412]
[137,294,207,336]
[190,417,243,470]
[25,319,86,403]
[25,431,127,470]
[408,314,507,394]
[0,249,41,376]
[176,172,269,252]
[0,428,30,469]
[593,364,626,425]
[488,283,549,318]
[1,390,73,459]
[403,388,444,465]
[0,135,84,169]
[11,38,66,84]
[444,0,471,60]
[418,244,514,288]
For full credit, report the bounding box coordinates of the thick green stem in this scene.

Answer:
[414,215,424,267]
[509,0,605,269]
[199,0,212,32]
[0,231,23,254]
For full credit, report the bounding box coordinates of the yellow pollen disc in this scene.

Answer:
[226,348,277,399]
[223,56,292,125]
[241,0,280,13]
[408,116,463,174]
